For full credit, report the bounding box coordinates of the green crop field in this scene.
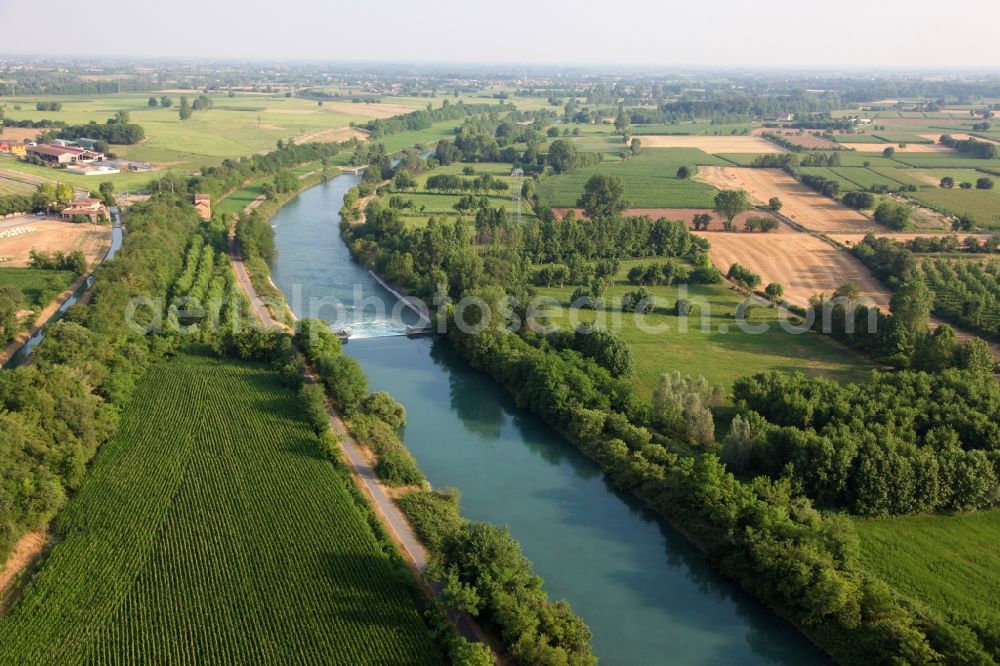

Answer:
[892,154,1000,168]
[908,184,1000,229]
[0,267,78,308]
[535,261,877,397]
[0,353,442,665]
[870,167,927,188]
[830,167,913,190]
[798,167,860,192]
[834,134,887,144]
[873,133,934,144]
[535,148,727,209]
[823,152,903,167]
[854,510,1000,636]
[714,153,770,166]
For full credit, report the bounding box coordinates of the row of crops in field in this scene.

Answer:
[0,353,443,665]
[166,235,246,340]
[921,258,1000,337]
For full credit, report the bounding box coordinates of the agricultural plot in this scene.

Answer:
[797,167,860,192]
[833,134,887,144]
[534,148,726,209]
[873,133,934,144]
[0,267,77,308]
[908,185,1000,229]
[0,218,111,268]
[838,142,949,153]
[818,152,903,167]
[699,231,892,310]
[854,510,1000,640]
[551,207,784,232]
[0,92,435,187]
[829,166,914,190]
[920,257,1000,334]
[0,177,33,195]
[535,265,877,397]
[695,167,876,233]
[0,353,443,665]
[891,154,1000,168]
[628,123,756,136]
[869,167,927,188]
[635,135,784,153]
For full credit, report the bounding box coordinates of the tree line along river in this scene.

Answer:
[268,173,826,665]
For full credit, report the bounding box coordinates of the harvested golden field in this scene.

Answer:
[551,207,787,231]
[636,135,786,153]
[0,217,111,268]
[0,127,43,143]
[698,230,892,310]
[696,167,874,233]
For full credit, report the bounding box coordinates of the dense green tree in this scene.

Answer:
[890,278,934,339]
[577,174,627,219]
[714,190,751,231]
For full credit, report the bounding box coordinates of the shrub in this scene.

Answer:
[300,383,330,434]
[361,391,407,428]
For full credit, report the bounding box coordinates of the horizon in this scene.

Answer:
[2,0,998,70]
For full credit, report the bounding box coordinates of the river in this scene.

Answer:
[270,175,826,665]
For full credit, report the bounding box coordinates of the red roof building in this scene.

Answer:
[61,196,109,223]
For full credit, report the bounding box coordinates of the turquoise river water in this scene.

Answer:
[269,175,826,665]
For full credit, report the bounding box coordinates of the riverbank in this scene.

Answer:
[224,186,507,661]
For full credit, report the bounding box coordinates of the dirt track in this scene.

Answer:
[0,531,47,612]
[294,127,367,145]
[699,230,893,310]
[696,167,876,233]
[636,135,786,153]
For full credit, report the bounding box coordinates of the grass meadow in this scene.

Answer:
[854,510,1000,635]
[0,267,78,308]
[534,260,877,398]
[535,148,727,209]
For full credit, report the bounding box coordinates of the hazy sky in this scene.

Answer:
[2,0,998,69]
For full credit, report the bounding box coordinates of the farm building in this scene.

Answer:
[0,142,27,156]
[193,193,211,221]
[65,164,121,176]
[26,144,105,166]
[60,196,108,223]
[763,113,796,122]
[50,139,79,147]
[76,138,100,149]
